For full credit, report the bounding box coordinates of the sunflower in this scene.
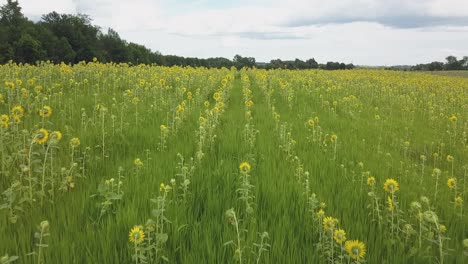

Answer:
[239,162,251,174]
[330,134,338,143]
[448,115,457,122]
[439,224,447,233]
[367,176,376,186]
[387,196,394,212]
[176,104,185,113]
[199,117,206,124]
[323,216,338,231]
[49,131,62,143]
[129,225,145,244]
[316,209,325,217]
[446,155,454,162]
[34,128,49,145]
[11,105,24,120]
[455,196,463,207]
[307,119,315,127]
[345,240,366,260]
[70,137,81,148]
[334,229,346,244]
[1,114,9,128]
[160,124,169,133]
[39,105,52,118]
[213,92,221,101]
[245,100,254,107]
[134,158,143,167]
[383,178,399,193]
[447,178,456,190]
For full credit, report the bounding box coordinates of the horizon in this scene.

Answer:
[12,0,468,66]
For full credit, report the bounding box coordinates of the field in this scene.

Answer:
[426,71,468,78]
[0,62,467,264]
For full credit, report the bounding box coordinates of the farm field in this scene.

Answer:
[426,71,468,78]
[0,62,467,264]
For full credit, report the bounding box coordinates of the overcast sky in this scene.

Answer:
[15,0,468,65]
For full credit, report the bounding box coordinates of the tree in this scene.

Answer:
[306,58,318,69]
[40,12,101,62]
[233,55,256,69]
[15,33,45,63]
[445,55,462,70]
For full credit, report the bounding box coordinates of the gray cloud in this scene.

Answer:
[168,31,306,40]
[283,15,468,29]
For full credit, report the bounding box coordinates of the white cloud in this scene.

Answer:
[12,0,468,65]
[18,0,76,19]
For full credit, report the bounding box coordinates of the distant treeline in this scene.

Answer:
[386,56,468,71]
[0,0,354,70]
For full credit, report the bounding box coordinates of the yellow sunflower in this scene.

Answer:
[367,176,376,186]
[39,105,52,118]
[447,178,456,190]
[383,178,399,193]
[448,115,457,122]
[134,158,143,167]
[455,196,463,207]
[334,229,346,244]
[345,240,366,260]
[330,134,338,143]
[1,114,9,128]
[316,209,325,217]
[239,162,251,174]
[34,128,49,145]
[446,155,454,162]
[245,100,254,107]
[307,119,314,127]
[129,225,145,244]
[49,131,62,143]
[323,216,338,231]
[387,196,394,212]
[70,137,81,148]
[11,105,24,120]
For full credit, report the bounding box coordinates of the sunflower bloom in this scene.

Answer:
[134,158,143,167]
[239,162,251,174]
[70,137,81,148]
[455,196,463,207]
[34,128,49,144]
[323,216,338,231]
[447,178,456,190]
[330,134,338,143]
[446,155,454,162]
[1,114,9,128]
[11,105,24,120]
[39,105,52,118]
[387,196,394,212]
[334,229,346,244]
[129,225,145,244]
[383,179,399,193]
[316,209,325,217]
[367,176,376,186]
[50,131,62,143]
[439,224,447,233]
[448,115,457,122]
[345,240,366,260]
[245,100,254,107]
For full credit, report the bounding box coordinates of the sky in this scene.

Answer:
[14,0,468,65]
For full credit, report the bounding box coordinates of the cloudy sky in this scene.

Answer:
[15,0,468,65]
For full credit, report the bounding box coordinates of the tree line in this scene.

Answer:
[384,56,468,71]
[410,56,468,71]
[0,0,357,70]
